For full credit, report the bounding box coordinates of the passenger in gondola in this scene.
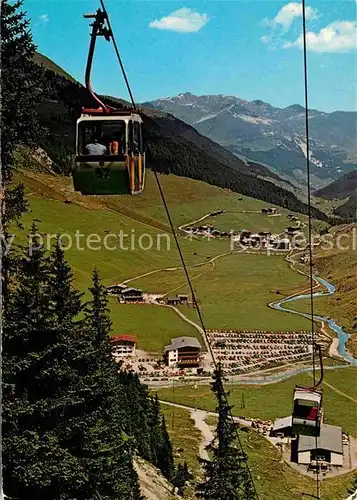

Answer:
[308,406,318,421]
[109,133,124,155]
[85,136,107,155]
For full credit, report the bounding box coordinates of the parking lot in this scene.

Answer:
[206,330,313,374]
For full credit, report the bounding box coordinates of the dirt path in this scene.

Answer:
[122,252,230,286]
[179,212,213,230]
[190,409,214,461]
[157,302,212,356]
[323,380,357,404]
[178,209,261,231]
[159,400,252,429]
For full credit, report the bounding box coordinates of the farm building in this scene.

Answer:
[167,295,189,306]
[297,424,343,467]
[110,334,137,357]
[167,296,181,306]
[177,294,189,304]
[270,416,293,438]
[164,336,202,368]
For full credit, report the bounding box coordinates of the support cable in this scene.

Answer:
[301,1,321,497]
[301,0,317,388]
[99,1,260,496]
[99,0,136,110]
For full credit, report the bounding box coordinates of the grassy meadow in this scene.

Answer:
[156,367,357,436]
[132,253,311,331]
[159,403,355,500]
[14,168,348,352]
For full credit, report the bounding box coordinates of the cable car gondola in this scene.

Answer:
[291,344,324,437]
[292,385,322,437]
[72,7,145,195]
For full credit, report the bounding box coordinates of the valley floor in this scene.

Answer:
[15,168,357,499]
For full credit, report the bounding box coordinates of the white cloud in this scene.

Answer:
[284,21,357,52]
[261,2,319,48]
[270,2,319,31]
[149,7,209,33]
[39,14,49,23]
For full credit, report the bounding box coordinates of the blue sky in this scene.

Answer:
[25,0,356,112]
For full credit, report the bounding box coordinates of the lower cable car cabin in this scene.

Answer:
[292,386,322,437]
[73,108,145,195]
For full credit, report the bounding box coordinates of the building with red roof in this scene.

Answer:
[110,334,137,357]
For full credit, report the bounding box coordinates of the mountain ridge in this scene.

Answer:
[144,93,357,189]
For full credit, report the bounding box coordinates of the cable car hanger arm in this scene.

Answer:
[83,9,112,112]
[313,343,324,389]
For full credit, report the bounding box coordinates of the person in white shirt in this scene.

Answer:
[85,137,107,155]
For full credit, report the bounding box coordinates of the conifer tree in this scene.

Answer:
[2,229,87,499]
[80,269,142,499]
[158,414,174,480]
[1,0,46,341]
[172,461,192,497]
[1,0,45,225]
[117,371,153,461]
[3,241,143,499]
[196,365,257,500]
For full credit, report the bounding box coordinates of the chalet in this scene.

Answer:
[288,214,299,221]
[119,287,143,303]
[107,283,127,295]
[110,334,137,357]
[198,225,214,233]
[164,336,202,368]
[297,424,343,468]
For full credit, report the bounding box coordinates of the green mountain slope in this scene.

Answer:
[14,163,318,352]
[33,51,77,82]
[33,53,329,221]
[333,195,357,219]
[314,169,357,200]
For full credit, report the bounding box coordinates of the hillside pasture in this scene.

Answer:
[156,367,357,436]
[132,253,311,331]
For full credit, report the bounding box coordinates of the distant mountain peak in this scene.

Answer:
[252,99,270,107]
[285,104,305,112]
[178,92,195,98]
[146,92,357,188]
